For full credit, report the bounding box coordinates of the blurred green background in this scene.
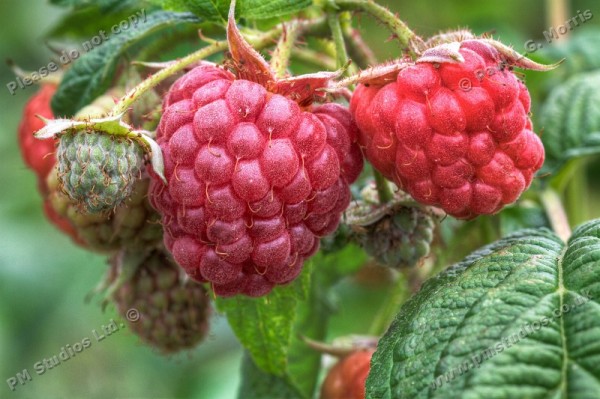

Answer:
[1,1,599,398]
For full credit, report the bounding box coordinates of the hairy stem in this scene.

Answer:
[334,0,424,56]
[111,18,325,116]
[327,12,351,72]
[540,189,572,242]
[270,22,300,78]
[343,25,377,69]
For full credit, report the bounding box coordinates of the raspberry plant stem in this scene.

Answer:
[327,13,352,74]
[540,189,572,242]
[291,47,337,71]
[342,25,377,69]
[110,18,325,117]
[334,0,425,56]
[270,22,300,78]
[373,168,393,204]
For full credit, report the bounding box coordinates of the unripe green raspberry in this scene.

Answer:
[57,131,144,213]
[108,249,211,354]
[46,167,162,252]
[357,207,435,268]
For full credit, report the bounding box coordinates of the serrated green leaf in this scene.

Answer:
[367,221,600,399]
[51,11,200,117]
[216,266,311,376]
[540,71,600,174]
[238,352,304,399]
[154,0,312,21]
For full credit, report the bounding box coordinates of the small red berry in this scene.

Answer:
[321,350,374,399]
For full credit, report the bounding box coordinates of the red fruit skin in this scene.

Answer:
[150,65,363,297]
[321,350,374,399]
[350,41,545,219]
[18,84,58,187]
[17,85,81,241]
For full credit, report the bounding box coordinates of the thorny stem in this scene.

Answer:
[373,167,393,204]
[540,188,572,243]
[111,17,325,116]
[334,0,425,57]
[270,22,300,78]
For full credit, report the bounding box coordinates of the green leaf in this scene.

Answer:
[539,71,600,175]
[47,5,149,39]
[238,352,304,399]
[367,221,600,399]
[287,244,368,396]
[51,11,200,117]
[154,0,312,21]
[231,245,367,398]
[215,265,311,376]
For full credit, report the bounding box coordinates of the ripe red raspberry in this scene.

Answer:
[18,84,81,241]
[18,84,58,190]
[321,349,374,399]
[149,64,363,297]
[350,40,545,219]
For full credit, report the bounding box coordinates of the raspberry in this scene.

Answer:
[18,84,58,185]
[357,206,435,268]
[149,65,363,297]
[350,39,545,219]
[108,249,211,354]
[57,131,145,213]
[321,349,374,399]
[46,167,162,252]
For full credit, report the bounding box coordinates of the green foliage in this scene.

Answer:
[367,220,600,399]
[540,28,600,79]
[215,265,311,377]
[151,0,313,21]
[51,11,200,117]
[232,245,367,398]
[539,71,600,174]
[238,353,304,399]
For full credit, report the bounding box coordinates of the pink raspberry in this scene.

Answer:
[350,40,544,219]
[149,65,363,297]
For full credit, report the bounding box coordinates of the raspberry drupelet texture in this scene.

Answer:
[109,249,211,354]
[350,40,545,219]
[149,65,363,297]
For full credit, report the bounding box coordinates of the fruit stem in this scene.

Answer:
[334,0,424,56]
[327,12,353,75]
[110,17,325,117]
[540,188,572,243]
[373,167,393,204]
[291,47,337,71]
[270,21,301,78]
[342,25,378,69]
[368,271,408,336]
